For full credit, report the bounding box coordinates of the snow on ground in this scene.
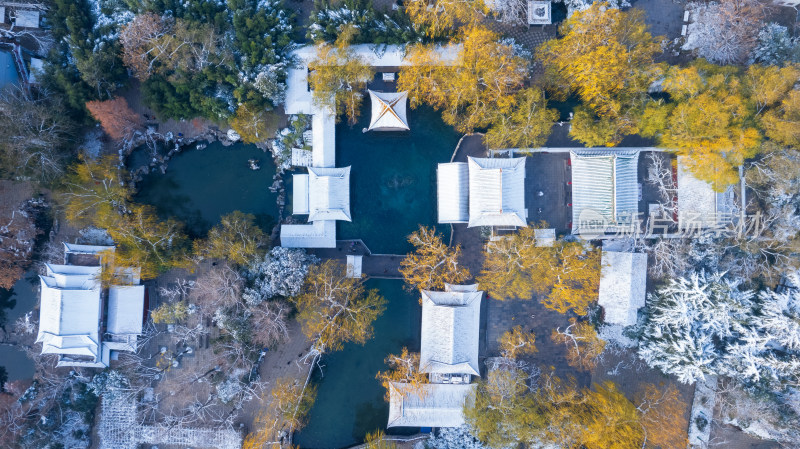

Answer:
[689,375,717,448]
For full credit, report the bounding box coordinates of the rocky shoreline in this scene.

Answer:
[119,126,287,244]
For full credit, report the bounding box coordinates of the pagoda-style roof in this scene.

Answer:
[367,90,409,131]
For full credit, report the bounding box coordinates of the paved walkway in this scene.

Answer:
[311,240,404,278]
[525,153,572,234]
[448,134,489,278]
[631,0,686,40]
[485,20,557,53]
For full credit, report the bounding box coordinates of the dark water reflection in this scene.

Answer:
[134,141,280,236]
[336,105,460,254]
[0,271,37,381]
[294,279,421,449]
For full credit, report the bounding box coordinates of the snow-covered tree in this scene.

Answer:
[242,247,318,305]
[422,425,489,449]
[761,276,800,352]
[718,381,800,445]
[488,0,528,25]
[638,271,755,384]
[253,65,286,106]
[640,269,800,387]
[554,0,631,17]
[721,275,800,387]
[683,0,765,64]
[749,23,800,66]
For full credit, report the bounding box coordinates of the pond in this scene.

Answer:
[134,141,279,236]
[0,50,19,88]
[0,270,38,382]
[294,279,421,449]
[336,104,461,254]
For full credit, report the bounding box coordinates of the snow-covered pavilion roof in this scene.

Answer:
[280,220,336,248]
[437,162,469,223]
[368,90,409,131]
[467,157,527,228]
[36,272,102,359]
[420,285,483,376]
[44,263,100,289]
[311,111,336,168]
[387,382,476,428]
[107,285,145,336]
[292,174,310,215]
[527,1,552,25]
[14,9,39,28]
[307,166,351,222]
[570,150,640,235]
[285,44,460,115]
[63,242,115,255]
[598,251,647,326]
[677,156,735,231]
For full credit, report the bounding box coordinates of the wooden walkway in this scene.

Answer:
[311,240,404,279]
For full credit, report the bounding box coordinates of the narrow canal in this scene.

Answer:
[294,279,421,449]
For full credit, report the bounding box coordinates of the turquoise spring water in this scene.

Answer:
[294,279,421,449]
[335,104,461,254]
[0,51,20,88]
[133,141,279,236]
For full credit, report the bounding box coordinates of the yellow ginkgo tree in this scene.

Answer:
[538,2,663,146]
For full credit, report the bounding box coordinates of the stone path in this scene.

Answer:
[448,134,489,278]
[485,20,557,53]
[631,0,687,40]
[311,240,404,278]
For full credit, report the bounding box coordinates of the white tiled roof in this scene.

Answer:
[598,251,647,326]
[107,285,145,336]
[307,166,351,222]
[280,220,337,248]
[467,157,527,228]
[419,286,483,376]
[437,162,469,223]
[292,174,310,215]
[36,273,102,359]
[570,149,640,234]
[387,382,475,428]
[676,156,735,231]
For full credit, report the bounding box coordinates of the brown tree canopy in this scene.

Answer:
[86,97,143,140]
[636,383,689,449]
[499,325,538,359]
[466,373,646,449]
[551,318,606,371]
[229,104,279,144]
[404,0,488,37]
[376,347,427,401]
[61,156,189,279]
[0,195,40,290]
[120,13,225,81]
[193,211,267,266]
[243,377,317,449]
[0,87,72,182]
